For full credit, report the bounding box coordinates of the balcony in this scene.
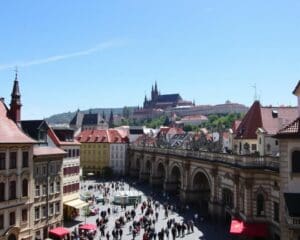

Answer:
[130,146,279,171]
[286,216,300,229]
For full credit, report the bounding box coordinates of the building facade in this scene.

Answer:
[32,147,65,240]
[0,75,37,240]
[77,129,128,176]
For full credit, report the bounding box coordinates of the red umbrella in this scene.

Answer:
[79,224,97,231]
[49,227,70,238]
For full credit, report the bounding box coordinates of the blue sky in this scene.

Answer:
[0,0,300,119]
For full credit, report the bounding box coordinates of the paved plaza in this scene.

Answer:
[65,178,234,240]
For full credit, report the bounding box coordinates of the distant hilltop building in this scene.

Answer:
[134,82,193,121]
[70,109,108,131]
[143,82,193,110]
[133,82,248,121]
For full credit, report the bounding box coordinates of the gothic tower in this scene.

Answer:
[9,71,22,123]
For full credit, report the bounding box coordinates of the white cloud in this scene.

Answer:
[0,39,125,70]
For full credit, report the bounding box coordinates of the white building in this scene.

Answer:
[108,130,128,175]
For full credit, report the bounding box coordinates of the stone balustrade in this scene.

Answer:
[130,145,279,171]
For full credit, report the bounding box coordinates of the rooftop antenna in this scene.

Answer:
[252,84,257,101]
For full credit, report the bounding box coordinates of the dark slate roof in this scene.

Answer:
[157,94,182,103]
[70,111,84,126]
[11,80,21,97]
[284,193,300,217]
[53,129,74,142]
[82,113,99,125]
[20,120,49,140]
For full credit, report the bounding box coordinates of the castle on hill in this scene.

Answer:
[143,82,193,110]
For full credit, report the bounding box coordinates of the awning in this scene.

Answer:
[49,227,70,238]
[64,199,88,209]
[79,224,97,231]
[284,193,300,217]
[230,219,268,238]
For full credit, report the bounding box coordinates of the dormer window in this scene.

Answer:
[272,110,278,118]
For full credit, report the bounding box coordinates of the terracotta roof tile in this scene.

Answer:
[34,146,66,156]
[76,129,128,143]
[276,117,300,138]
[235,101,297,139]
[0,101,35,144]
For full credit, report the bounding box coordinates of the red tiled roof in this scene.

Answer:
[134,134,156,145]
[0,101,35,144]
[167,127,185,135]
[231,120,242,134]
[235,101,263,139]
[260,107,298,135]
[276,117,300,138]
[34,146,66,156]
[235,101,297,139]
[76,129,127,143]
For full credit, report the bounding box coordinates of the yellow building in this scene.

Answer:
[77,130,110,175]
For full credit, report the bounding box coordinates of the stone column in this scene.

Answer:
[244,178,253,217]
[180,161,191,203]
[209,167,222,220]
[233,173,240,214]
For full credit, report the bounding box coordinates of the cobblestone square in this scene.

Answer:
[65,179,234,240]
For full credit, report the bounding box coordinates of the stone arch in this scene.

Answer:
[190,168,211,214]
[143,159,152,182]
[136,157,141,171]
[156,162,166,185]
[255,186,268,216]
[4,227,20,240]
[168,164,183,194]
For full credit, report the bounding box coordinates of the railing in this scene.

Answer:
[130,145,279,171]
[287,216,300,228]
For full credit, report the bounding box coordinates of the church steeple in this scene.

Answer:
[9,69,22,123]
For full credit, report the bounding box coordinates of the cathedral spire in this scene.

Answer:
[155,81,158,94]
[9,68,22,122]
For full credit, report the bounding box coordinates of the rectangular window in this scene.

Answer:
[274,202,279,222]
[0,153,5,170]
[56,182,60,193]
[42,184,47,196]
[22,209,28,222]
[9,181,16,200]
[0,214,3,230]
[0,183,5,201]
[42,205,47,218]
[35,207,40,220]
[251,144,257,151]
[55,202,60,214]
[42,166,47,175]
[50,165,54,174]
[9,212,15,226]
[9,152,17,169]
[35,166,39,176]
[50,183,54,194]
[22,151,29,168]
[49,203,54,216]
[35,185,40,197]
